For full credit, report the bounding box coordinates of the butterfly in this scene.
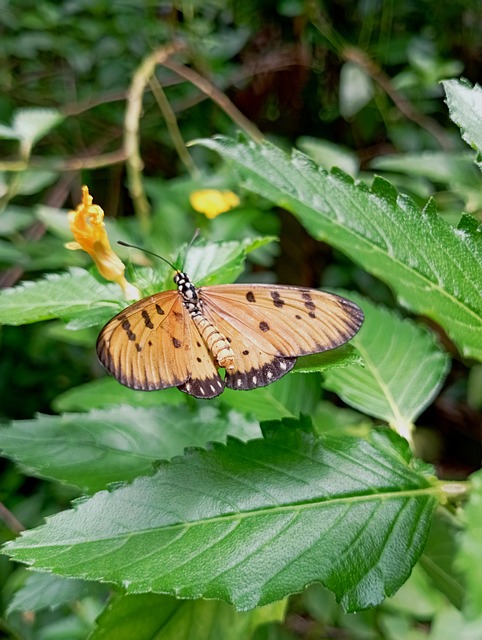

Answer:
[96,257,364,399]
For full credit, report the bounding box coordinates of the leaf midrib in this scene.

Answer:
[352,340,407,427]
[13,485,440,549]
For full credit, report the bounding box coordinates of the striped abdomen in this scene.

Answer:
[190,311,234,371]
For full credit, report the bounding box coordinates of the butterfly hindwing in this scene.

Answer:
[176,320,224,398]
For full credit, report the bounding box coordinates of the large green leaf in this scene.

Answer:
[1,405,260,493]
[4,423,441,612]
[322,292,449,436]
[90,593,286,640]
[197,136,482,361]
[443,79,482,164]
[0,268,120,326]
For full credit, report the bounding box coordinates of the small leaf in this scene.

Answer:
[297,137,359,176]
[186,236,277,286]
[456,469,482,619]
[220,370,321,421]
[1,405,261,492]
[419,509,465,611]
[339,62,373,118]
[52,378,184,412]
[12,108,64,146]
[371,151,479,187]
[443,79,482,163]
[0,268,120,325]
[322,292,450,434]
[196,136,482,361]
[90,593,286,640]
[7,573,98,614]
[4,425,441,612]
[0,207,35,236]
[293,343,361,373]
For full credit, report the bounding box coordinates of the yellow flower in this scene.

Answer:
[67,186,140,299]
[189,189,240,219]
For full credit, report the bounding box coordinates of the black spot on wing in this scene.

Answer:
[246,291,256,302]
[302,292,316,311]
[141,309,154,329]
[155,304,165,315]
[259,321,269,332]
[225,356,296,391]
[172,337,182,348]
[270,291,285,308]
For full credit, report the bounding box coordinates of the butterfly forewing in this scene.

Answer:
[197,283,363,391]
[97,291,190,391]
[199,284,364,357]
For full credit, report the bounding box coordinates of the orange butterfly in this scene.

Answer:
[97,252,363,399]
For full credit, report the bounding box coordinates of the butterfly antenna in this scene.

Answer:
[182,228,200,269]
[117,241,178,271]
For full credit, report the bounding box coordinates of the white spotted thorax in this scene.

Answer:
[174,271,235,371]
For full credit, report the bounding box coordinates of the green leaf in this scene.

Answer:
[297,137,359,176]
[4,424,441,612]
[185,236,277,286]
[456,469,482,619]
[220,370,321,421]
[293,343,361,373]
[12,107,64,146]
[322,292,449,435]
[339,61,373,118]
[90,593,286,640]
[443,79,482,163]
[0,207,35,236]
[52,378,184,412]
[196,136,482,361]
[419,509,465,611]
[7,573,98,614]
[0,268,120,325]
[370,152,480,188]
[1,405,261,492]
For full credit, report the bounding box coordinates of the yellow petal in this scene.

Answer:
[189,189,240,219]
[64,241,82,251]
[67,186,139,299]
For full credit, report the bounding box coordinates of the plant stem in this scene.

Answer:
[162,59,264,144]
[149,75,200,179]
[124,42,184,234]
